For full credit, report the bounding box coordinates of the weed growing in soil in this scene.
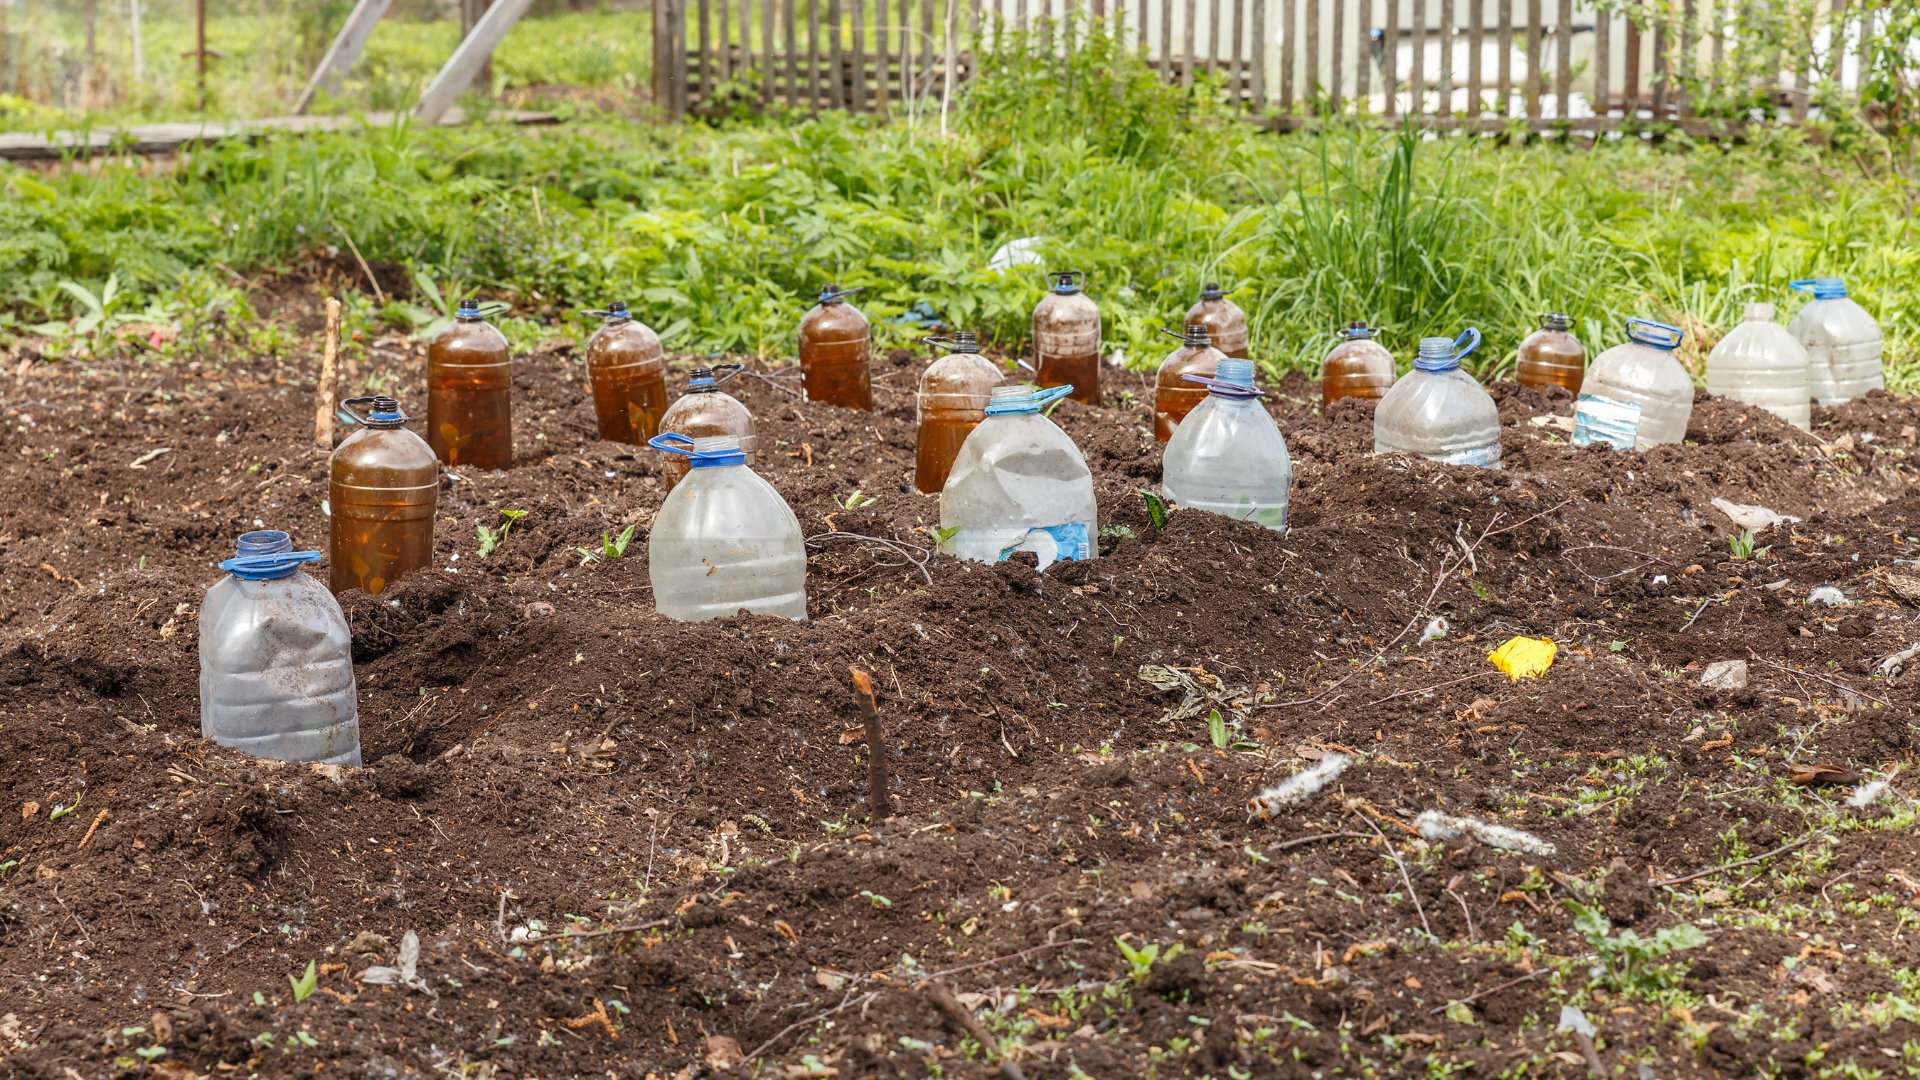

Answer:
[1566,900,1708,1000]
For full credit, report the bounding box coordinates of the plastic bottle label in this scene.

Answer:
[1572,393,1643,451]
[1436,445,1501,468]
[997,524,1091,570]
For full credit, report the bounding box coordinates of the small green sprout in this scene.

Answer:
[1137,489,1169,530]
[577,523,638,563]
[859,890,893,909]
[477,508,529,557]
[1208,708,1229,749]
[833,489,876,510]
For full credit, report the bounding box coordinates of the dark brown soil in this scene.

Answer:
[3,284,1918,1080]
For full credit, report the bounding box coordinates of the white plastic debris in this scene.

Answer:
[1710,497,1802,531]
[358,930,438,997]
[1413,810,1556,856]
[1652,574,1669,585]
[986,237,1045,273]
[1847,780,1888,809]
[1420,616,1450,643]
[1809,586,1850,606]
[1556,1005,1597,1039]
[1247,753,1352,819]
[1698,660,1748,689]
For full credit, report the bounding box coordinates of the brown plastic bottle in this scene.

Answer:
[1032,270,1101,405]
[915,332,1003,494]
[1321,322,1398,405]
[329,396,438,596]
[585,301,667,445]
[1184,283,1249,358]
[427,298,513,470]
[1516,313,1586,394]
[1153,325,1226,441]
[657,364,760,484]
[797,284,873,411]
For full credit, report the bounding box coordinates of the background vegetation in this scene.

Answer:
[2,7,1917,385]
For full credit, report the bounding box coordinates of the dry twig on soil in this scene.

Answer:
[1652,830,1827,888]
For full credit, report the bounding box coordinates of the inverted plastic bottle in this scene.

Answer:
[1789,277,1883,405]
[1516,313,1586,394]
[1705,302,1811,430]
[1373,329,1502,468]
[330,396,438,596]
[200,531,360,767]
[1321,322,1397,405]
[1032,271,1101,406]
[1162,358,1292,530]
[915,332,1003,494]
[1583,318,1694,447]
[1153,325,1226,441]
[427,298,512,470]
[657,364,760,484]
[585,301,667,445]
[646,434,807,622]
[1184,283,1249,358]
[940,384,1098,569]
[798,284,873,411]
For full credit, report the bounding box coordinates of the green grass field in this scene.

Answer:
[3,13,1916,385]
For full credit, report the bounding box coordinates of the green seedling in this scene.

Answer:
[1609,639,1631,652]
[833,489,876,510]
[1115,937,1184,985]
[1112,635,1125,656]
[1137,489,1169,530]
[49,795,80,821]
[1208,708,1230,749]
[924,524,962,546]
[1565,899,1707,997]
[1728,528,1771,560]
[859,890,893,909]
[289,959,318,1003]
[135,1047,168,1062]
[478,508,529,557]
[577,523,638,563]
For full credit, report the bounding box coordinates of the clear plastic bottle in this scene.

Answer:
[200,530,361,766]
[330,396,439,596]
[1583,318,1694,447]
[1788,277,1884,405]
[1321,322,1397,405]
[798,284,873,411]
[1373,329,1502,468]
[940,384,1098,569]
[1152,325,1225,441]
[647,434,807,622]
[1705,302,1811,430]
[1032,271,1102,406]
[585,301,667,445]
[657,364,760,484]
[1516,313,1586,394]
[427,298,513,470]
[1161,358,1292,530]
[915,333,1003,494]
[1184,283,1249,358]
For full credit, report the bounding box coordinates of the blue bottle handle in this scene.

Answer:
[1452,327,1482,363]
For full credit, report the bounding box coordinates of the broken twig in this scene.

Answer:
[852,669,889,821]
[1652,831,1826,888]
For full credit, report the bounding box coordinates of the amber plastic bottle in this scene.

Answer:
[1032,270,1101,406]
[657,364,760,484]
[585,301,667,445]
[1184,283,1250,358]
[1153,325,1226,441]
[797,285,873,411]
[427,299,513,470]
[915,332,1004,494]
[1321,322,1398,405]
[1516,313,1586,394]
[329,396,439,596]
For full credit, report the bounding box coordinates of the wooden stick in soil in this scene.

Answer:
[925,981,1027,1080]
[315,296,342,450]
[851,668,889,820]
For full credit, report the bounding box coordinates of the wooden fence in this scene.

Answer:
[652,0,1886,131]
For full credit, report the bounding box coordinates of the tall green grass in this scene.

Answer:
[4,19,1918,388]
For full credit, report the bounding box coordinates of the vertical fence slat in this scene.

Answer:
[1623,12,1638,116]
[719,0,731,84]
[1281,0,1295,105]
[1650,14,1665,116]
[701,0,714,106]
[1330,0,1344,110]
[1523,0,1539,117]
[1253,0,1268,105]
[826,0,842,108]
[1681,0,1697,118]
[1437,0,1451,115]
[1140,0,1153,55]
[1207,0,1220,72]
[851,0,865,110]
[920,0,934,101]
[784,0,798,104]
[1495,0,1510,115]
[1382,0,1397,113]
[1234,0,1247,104]
[1593,6,1609,115]
[1409,0,1424,114]
[806,0,820,110]
[1554,0,1568,118]
[1305,0,1320,103]
[1357,0,1373,105]
[1182,0,1196,85]
[897,0,910,103]
[1853,3,1869,106]
[762,0,775,104]
[1466,0,1480,115]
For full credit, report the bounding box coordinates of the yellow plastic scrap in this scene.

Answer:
[1487,636,1557,681]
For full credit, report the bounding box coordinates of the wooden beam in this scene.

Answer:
[414,0,537,124]
[293,0,393,115]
